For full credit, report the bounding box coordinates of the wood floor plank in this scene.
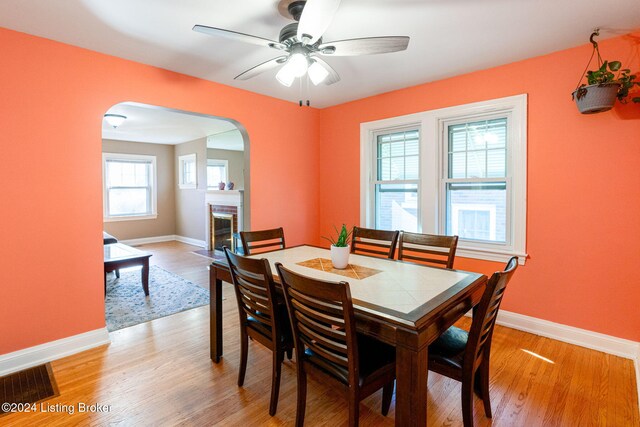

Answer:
[1,241,638,426]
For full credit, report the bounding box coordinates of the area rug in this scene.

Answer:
[105,266,209,332]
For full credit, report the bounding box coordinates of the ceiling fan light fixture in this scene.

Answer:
[276,64,296,87]
[288,53,309,77]
[308,60,329,85]
[104,114,127,128]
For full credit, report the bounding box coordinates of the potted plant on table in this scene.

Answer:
[572,30,640,114]
[323,224,352,269]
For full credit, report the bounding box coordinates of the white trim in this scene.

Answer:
[104,214,158,223]
[477,309,640,360]
[119,235,176,246]
[0,328,110,377]
[360,95,528,264]
[174,235,207,248]
[118,235,206,248]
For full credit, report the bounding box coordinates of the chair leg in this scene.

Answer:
[477,360,492,418]
[269,353,282,416]
[295,367,307,427]
[461,375,474,427]
[238,330,248,387]
[115,269,120,279]
[381,381,394,416]
[286,347,293,360]
[348,393,360,427]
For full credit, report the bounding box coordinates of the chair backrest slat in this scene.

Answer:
[240,227,285,255]
[398,232,458,269]
[276,263,359,384]
[465,257,518,366]
[224,247,281,345]
[351,227,399,259]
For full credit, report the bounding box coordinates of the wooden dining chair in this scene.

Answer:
[223,247,294,416]
[350,226,399,259]
[398,232,459,269]
[428,256,518,427]
[240,227,285,255]
[275,263,396,427]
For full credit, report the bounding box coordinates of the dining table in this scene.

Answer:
[208,245,487,426]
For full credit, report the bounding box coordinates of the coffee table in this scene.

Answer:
[104,243,152,296]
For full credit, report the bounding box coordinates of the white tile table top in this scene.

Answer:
[250,245,476,317]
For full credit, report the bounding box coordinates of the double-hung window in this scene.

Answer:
[103,153,157,221]
[178,154,197,189]
[443,117,508,243]
[361,95,527,264]
[372,128,420,232]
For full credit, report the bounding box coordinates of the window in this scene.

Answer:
[207,159,229,189]
[444,117,507,243]
[372,128,419,232]
[178,154,197,189]
[361,95,527,264]
[103,153,157,221]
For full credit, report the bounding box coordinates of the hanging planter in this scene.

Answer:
[572,30,640,114]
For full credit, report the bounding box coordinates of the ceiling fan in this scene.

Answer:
[193,0,410,88]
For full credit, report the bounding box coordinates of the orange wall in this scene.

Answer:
[0,27,320,355]
[1,26,638,356]
[319,33,640,342]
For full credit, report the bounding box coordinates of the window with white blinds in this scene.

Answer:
[361,95,527,264]
[373,128,420,232]
[103,153,157,221]
[444,117,508,243]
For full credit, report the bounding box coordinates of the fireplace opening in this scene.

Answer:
[212,213,234,252]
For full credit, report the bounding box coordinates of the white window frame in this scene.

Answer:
[207,159,229,189]
[370,126,421,232]
[103,152,158,222]
[360,94,527,264]
[178,153,197,189]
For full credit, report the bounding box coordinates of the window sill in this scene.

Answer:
[179,184,197,190]
[456,246,528,265]
[104,214,158,223]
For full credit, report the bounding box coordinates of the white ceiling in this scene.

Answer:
[103,102,241,148]
[1,0,639,108]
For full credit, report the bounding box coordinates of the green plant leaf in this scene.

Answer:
[608,61,621,71]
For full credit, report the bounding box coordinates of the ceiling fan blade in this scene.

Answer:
[318,36,410,56]
[193,25,286,50]
[234,56,288,80]
[310,57,340,85]
[296,0,341,45]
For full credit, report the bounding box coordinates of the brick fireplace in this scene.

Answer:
[205,190,244,253]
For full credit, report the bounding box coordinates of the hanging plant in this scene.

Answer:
[572,30,640,114]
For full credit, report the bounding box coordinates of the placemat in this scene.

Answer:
[296,258,383,280]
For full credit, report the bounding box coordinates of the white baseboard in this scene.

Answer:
[120,235,176,246]
[120,235,206,248]
[174,235,207,248]
[493,310,640,360]
[0,328,110,377]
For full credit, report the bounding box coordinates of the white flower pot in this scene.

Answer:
[572,83,620,114]
[330,245,350,269]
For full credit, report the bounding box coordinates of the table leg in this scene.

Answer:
[210,268,223,363]
[141,258,150,296]
[395,331,428,426]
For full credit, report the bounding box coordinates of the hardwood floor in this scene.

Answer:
[2,241,638,426]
